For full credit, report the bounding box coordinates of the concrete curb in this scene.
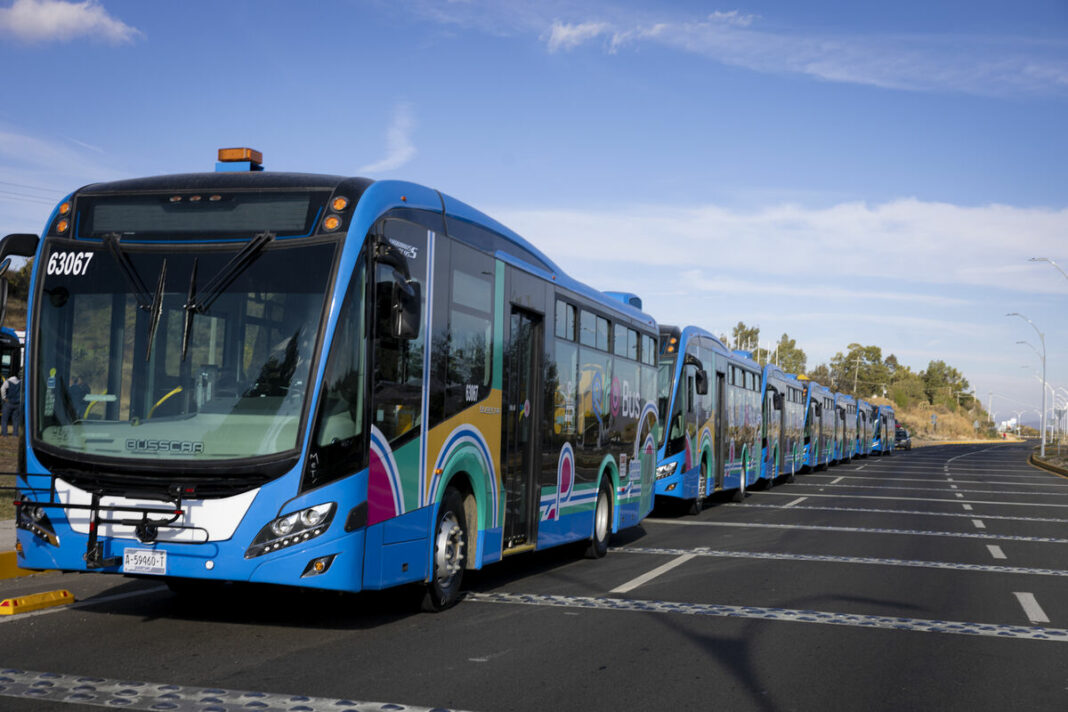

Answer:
[1029,452,1068,481]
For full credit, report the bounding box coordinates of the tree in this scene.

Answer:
[772,333,807,375]
[807,363,832,386]
[731,321,760,353]
[828,343,890,397]
[922,360,971,409]
[6,258,32,300]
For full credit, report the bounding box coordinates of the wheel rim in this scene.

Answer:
[594,490,609,542]
[433,511,464,586]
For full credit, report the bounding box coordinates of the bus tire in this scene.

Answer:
[584,480,613,559]
[422,487,467,612]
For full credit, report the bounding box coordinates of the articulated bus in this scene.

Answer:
[800,378,835,471]
[872,404,895,455]
[834,392,857,463]
[653,326,760,511]
[0,148,661,610]
[760,363,805,485]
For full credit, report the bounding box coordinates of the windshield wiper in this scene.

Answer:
[103,233,152,310]
[189,230,274,314]
[145,258,167,362]
[181,230,274,361]
[180,257,198,360]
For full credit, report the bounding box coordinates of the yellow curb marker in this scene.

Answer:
[0,589,74,615]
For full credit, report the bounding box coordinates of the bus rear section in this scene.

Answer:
[6,153,661,610]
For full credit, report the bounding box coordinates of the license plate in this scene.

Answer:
[123,548,167,575]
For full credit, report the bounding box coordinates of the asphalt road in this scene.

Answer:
[0,441,1065,711]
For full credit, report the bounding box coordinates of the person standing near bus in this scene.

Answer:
[1,369,22,437]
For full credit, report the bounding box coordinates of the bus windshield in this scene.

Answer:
[656,355,676,448]
[34,237,337,465]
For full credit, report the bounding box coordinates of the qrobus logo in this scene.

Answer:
[126,439,205,455]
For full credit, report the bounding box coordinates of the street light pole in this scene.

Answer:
[1030,257,1068,281]
[1008,313,1047,457]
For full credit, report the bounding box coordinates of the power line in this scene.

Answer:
[0,179,61,195]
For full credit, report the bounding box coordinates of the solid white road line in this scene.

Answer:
[610,553,695,594]
[646,518,1068,544]
[0,586,169,624]
[1013,592,1051,624]
[987,545,1007,560]
[754,491,1068,508]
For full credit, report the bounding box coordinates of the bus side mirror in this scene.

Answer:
[695,368,708,396]
[387,269,421,340]
[0,234,39,264]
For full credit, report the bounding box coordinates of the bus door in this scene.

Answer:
[714,371,726,490]
[502,306,542,552]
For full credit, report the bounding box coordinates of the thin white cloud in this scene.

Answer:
[495,198,1068,295]
[546,21,610,53]
[0,0,143,44]
[401,1,1068,97]
[359,103,417,174]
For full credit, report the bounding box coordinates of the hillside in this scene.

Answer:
[869,396,999,442]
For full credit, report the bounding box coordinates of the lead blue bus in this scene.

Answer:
[654,326,760,512]
[760,363,805,485]
[0,148,661,610]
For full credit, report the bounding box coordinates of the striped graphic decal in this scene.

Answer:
[368,425,405,526]
[428,424,500,526]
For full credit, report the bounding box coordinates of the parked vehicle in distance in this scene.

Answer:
[894,426,912,450]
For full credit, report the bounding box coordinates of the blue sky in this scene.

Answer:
[1,0,1067,427]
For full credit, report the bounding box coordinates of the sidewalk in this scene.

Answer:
[1,519,13,551]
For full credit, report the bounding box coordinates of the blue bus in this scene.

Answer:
[759,363,805,486]
[800,378,835,471]
[834,392,857,463]
[654,326,760,511]
[0,148,661,610]
[872,404,896,455]
[856,399,875,457]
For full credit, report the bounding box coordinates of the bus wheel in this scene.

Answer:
[584,480,613,559]
[422,487,467,612]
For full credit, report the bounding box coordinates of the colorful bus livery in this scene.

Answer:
[760,364,805,485]
[653,326,760,511]
[3,149,660,610]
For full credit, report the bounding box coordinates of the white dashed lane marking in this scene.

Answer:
[616,545,1068,578]
[972,519,987,529]
[1013,592,1051,624]
[987,545,1007,560]
[610,553,695,594]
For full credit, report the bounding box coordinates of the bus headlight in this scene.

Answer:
[656,462,678,480]
[246,503,336,559]
[16,503,59,547]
